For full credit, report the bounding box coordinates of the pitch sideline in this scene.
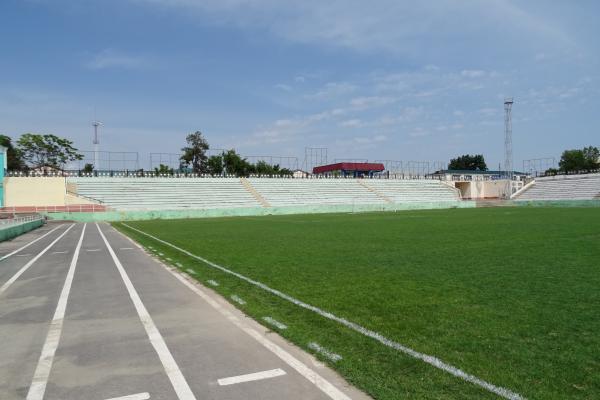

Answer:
[120,222,525,400]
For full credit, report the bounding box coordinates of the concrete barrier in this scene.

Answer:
[0,218,45,242]
[41,201,475,222]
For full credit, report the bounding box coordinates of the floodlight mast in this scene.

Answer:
[92,120,102,171]
[504,97,514,198]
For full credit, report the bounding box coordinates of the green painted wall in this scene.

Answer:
[42,201,475,222]
[0,218,45,242]
[512,199,600,208]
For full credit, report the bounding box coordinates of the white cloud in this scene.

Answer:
[306,82,357,99]
[275,83,292,91]
[339,119,363,128]
[133,0,575,54]
[461,69,486,78]
[349,96,394,109]
[85,49,150,70]
[409,127,429,137]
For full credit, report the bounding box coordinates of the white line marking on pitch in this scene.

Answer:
[97,224,196,400]
[0,224,75,296]
[0,224,64,262]
[263,317,287,330]
[217,368,286,386]
[26,224,86,400]
[231,295,246,305]
[104,392,150,400]
[308,342,342,362]
[159,264,351,400]
[120,223,525,400]
[111,226,352,400]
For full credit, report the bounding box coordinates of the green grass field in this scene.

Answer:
[114,207,600,400]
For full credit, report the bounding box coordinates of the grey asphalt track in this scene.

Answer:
[0,223,371,400]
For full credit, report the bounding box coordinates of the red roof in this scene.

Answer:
[313,162,385,174]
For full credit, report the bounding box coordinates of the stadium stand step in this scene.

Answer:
[356,180,393,203]
[240,178,271,207]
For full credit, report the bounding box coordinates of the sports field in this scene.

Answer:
[115,207,600,400]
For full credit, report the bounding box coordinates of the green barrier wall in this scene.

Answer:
[42,201,476,222]
[511,199,600,208]
[0,218,45,242]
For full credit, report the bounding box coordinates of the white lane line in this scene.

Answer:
[157,263,351,400]
[0,224,75,296]
[308,342,343,362]
[231,295,246,305]
[120,223,525,400]
[26,224,86,400]
[51,251,68,255]
[119,247,135,251]
[217,368,286,386]
[16,254,32,257]
[97,224,196,400]
[0,224,64,262]
[105,393,150,400]
[115,227,351,400]
[86,248,101,252]
[263,317,287,330]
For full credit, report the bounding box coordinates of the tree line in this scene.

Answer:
[447,146,599,175]
[0,131,293,177]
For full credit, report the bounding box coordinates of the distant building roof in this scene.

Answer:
[313,162,385,174]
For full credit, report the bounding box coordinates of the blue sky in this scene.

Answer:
[1,0,598,170]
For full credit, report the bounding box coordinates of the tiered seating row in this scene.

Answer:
[247,179,386,207]
[515,174,600,201]
[68,178,462,211]
[70,178,260,210]
[365,180,460,202]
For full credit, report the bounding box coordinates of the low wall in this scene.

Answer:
[0,218,45,242]
[42,201,475,222]
[512,199,600,208]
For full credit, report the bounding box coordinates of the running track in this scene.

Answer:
[0,222,369,400]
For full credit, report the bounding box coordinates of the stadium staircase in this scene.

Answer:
[67,177,462,211]
[513,173,600,201]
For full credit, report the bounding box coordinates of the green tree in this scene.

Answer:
[154,164,174,175]
[448,154,487,171]
[582,146,600,170]
[17,133,83,169]
[559,146,600,172]
[222,149,251,176]
[0,134,25,170]
[180,131,209,173]
[82,163,94,173]
[207,155,224,175]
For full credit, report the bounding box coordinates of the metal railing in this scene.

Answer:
[0,214,44,228]
[0,204,108,213]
